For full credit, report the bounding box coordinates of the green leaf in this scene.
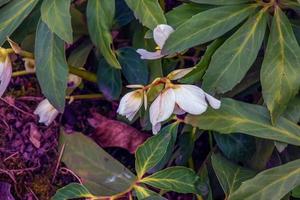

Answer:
[292,186,300,198]
[115,0,134,27]
[283,96,300,123]
[211,154,255,198]
[51,183,95,200]
[142,196,167,200]
[41,0,73,43]
[0,0,10,7]
[0,0,39,45]
[162,5,256,55]
[97,58,122,100]
[202,9,268,94]
[261,7,300,124]
[134,185,159,200]
[229,159,300,200]
[185,98,300,146]
[141,166,198,193]
[135,125,174,178]
[59,130,136,196]
[125,0,166,30]
[214,133,256,162]
[68,41,93,67]
[117,47,149,85]
[190,0,250,5]
[197,164,213,200]
[87,0,120,69]
[35,20,68,112]
[166,3,212,28]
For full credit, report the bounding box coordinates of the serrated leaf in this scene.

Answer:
[35,20,68,112]
[117,47,149,85]
[162,5,256,55]
[140,166,198,193]
[185,98,300,146]
[125,0,166,30]
[97,58,122,100]
[59,130,136,196]
[190,0,250,5]
[41,0,73,43]
[202,9,268,94]
[229,159,300,200]
[211,154,255,198]
[87,0,120,69]
[261,7,300,124]
[135,125,174,178]
[0,0,39,45]
[51,183,95,200]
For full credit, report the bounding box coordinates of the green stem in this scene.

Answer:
[69,66,97,83]
[66,94,103,100]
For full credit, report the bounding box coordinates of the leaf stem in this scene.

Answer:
[66,94,103,100]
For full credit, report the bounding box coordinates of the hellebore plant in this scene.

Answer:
[117,67,221,134]
[0,48,12,97]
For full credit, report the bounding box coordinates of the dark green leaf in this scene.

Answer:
[0,0,39,45]
[214,133,256,162]
[41,0,73,43]
[283,96,300,123]
[125,0,166,30]
[59,130,136,196]
[115,0,134,27]
[211,154,256,198]
[135,125,174,178]
[141,166,198,193]
[185,98,300,146]
[261,7,300,124]
[162,5,257,55]
[87,0,120,68]
[197,165,213,200]
[68,41,93,67]
[229,159,300,200]
[35,20,68,112]
[202,10,268,93]
[117,47,149,84]
[97,58,122,100]
[0,0,10,7]
[292,186,300,198]
[51,183,95,200]
[190,0,250,5]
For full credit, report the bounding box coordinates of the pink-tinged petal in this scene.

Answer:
[149,88,175,127]
[205,92,221,109]
[173,104,186,115]
[117,90,143,121]
[167,67,195,80]
[174,85,208,115]
[152,123,161,135]
[0,57,12,97]
[136,49,164,60]
[153,24,174,48]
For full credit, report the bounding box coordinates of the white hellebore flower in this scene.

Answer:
[137,24,174,60]
[117,86,146,121]
[0,48,12,97]
[34,99,59,126]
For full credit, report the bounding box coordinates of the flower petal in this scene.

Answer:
[0,57,12,97]
[152,123,161,135]
[136,49,163,60]
[153,24,174,49]
[117,90,143,121]
[173,104,186,115]
[174,85,208,115]
[149,88,175,126]
[34,99,59,126]
[167,67,195,80]
[205,92,221,109]
[68,74,82,89]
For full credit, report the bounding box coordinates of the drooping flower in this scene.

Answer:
[117,87,145,121]
[150,84,221,134]
[68,73,82,89]
[34,99,59,126]
[0,48,12,97]
[137,24,174,60]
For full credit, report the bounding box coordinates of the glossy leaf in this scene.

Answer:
[261,7,300,124]
[211,154,255,198]
[117,47,149,85]
[87,0,121,68]
[41,0,73,43]
[190,0,250,5]
[229,159,300,200]
[97,58,122,100]
[59,130,136,196]
[202,10,268,94]
[185,98,300,146]
[52,183,95,200]
[135,128,173,178]
[0,0,39,45]
[162,5,256,55]
[125,0,166,30]
[141,166,198,193]
[35,20,68,112]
